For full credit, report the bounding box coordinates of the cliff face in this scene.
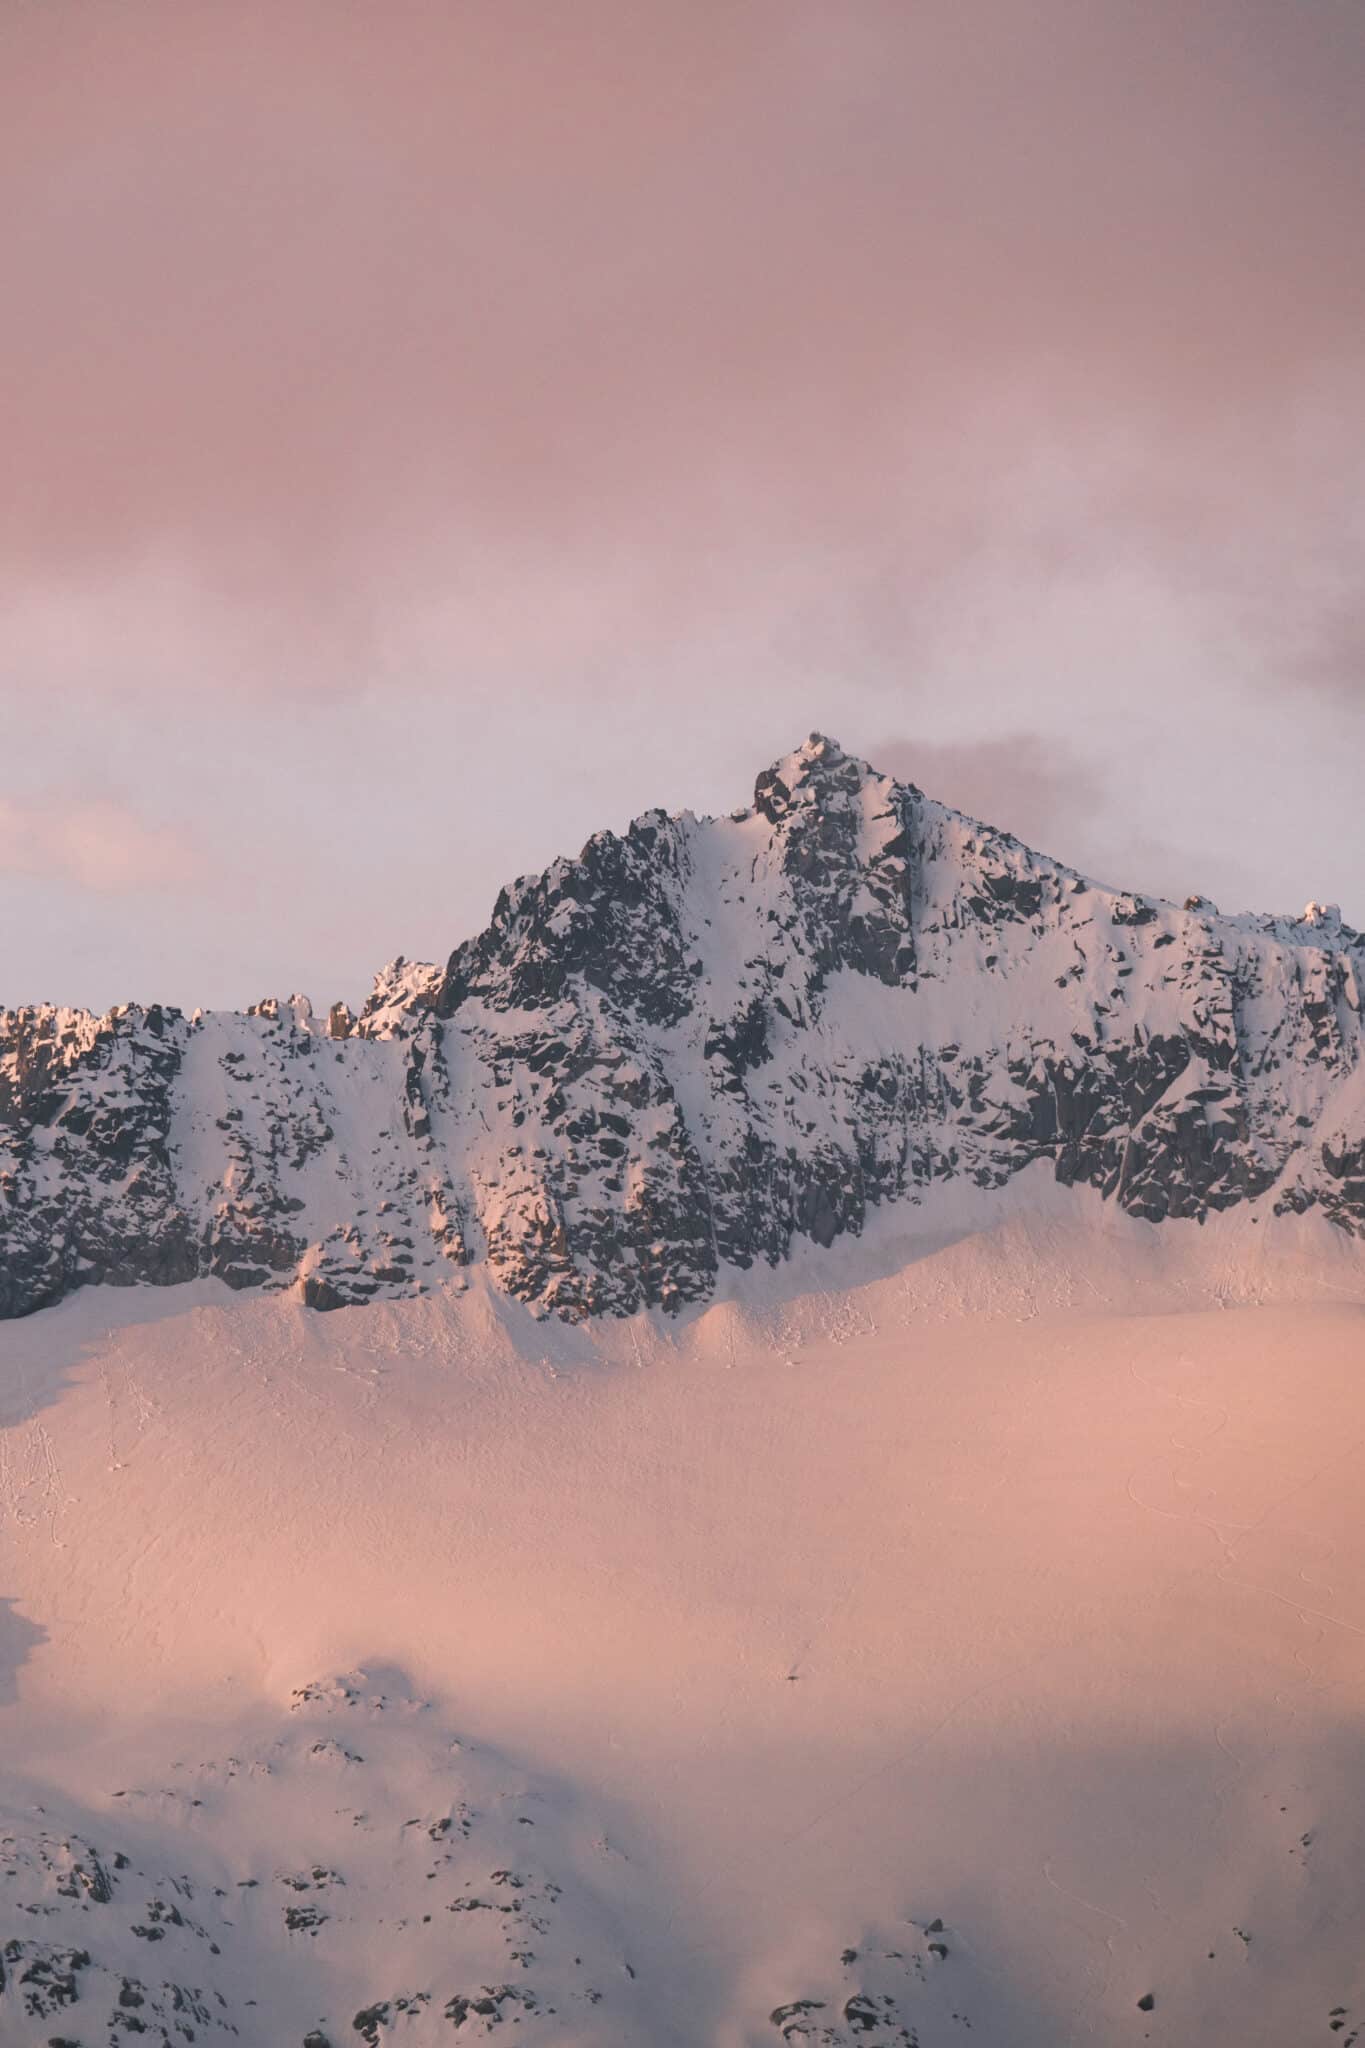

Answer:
[3,735,1363,1321]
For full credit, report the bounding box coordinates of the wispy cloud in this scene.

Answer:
[0,795,202,894]
[871,733,1105,859]
[869,730,1260,914]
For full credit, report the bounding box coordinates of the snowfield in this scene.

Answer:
[3,1202,1365,2045]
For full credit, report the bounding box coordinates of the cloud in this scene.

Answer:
[868,730,1258,914]
[0,795,203,894]
[871,733,1105,858]
[0,0,1360,700]
[1,3,1363,1004]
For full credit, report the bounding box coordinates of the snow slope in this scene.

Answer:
[2,1211,1365,2045]
[3,735,1363,1323]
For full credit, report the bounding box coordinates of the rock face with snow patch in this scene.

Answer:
[3,736,1363,1321]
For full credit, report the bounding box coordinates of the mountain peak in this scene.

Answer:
[794,729,844,765]
[753,732,885,824]
[1,732,1363,1324]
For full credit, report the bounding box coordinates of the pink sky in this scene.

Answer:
[2,2,1363,1010]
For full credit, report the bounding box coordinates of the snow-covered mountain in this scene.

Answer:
[3,733,1363,1323]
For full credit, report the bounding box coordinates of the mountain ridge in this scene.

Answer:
[3,734,1363,1322]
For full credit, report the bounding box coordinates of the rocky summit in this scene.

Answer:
[2,734,1363,1322]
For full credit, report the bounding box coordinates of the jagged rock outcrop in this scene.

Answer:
[3,735,1363,1320]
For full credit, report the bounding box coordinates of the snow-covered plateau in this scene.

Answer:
[2,737,1364,2045]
